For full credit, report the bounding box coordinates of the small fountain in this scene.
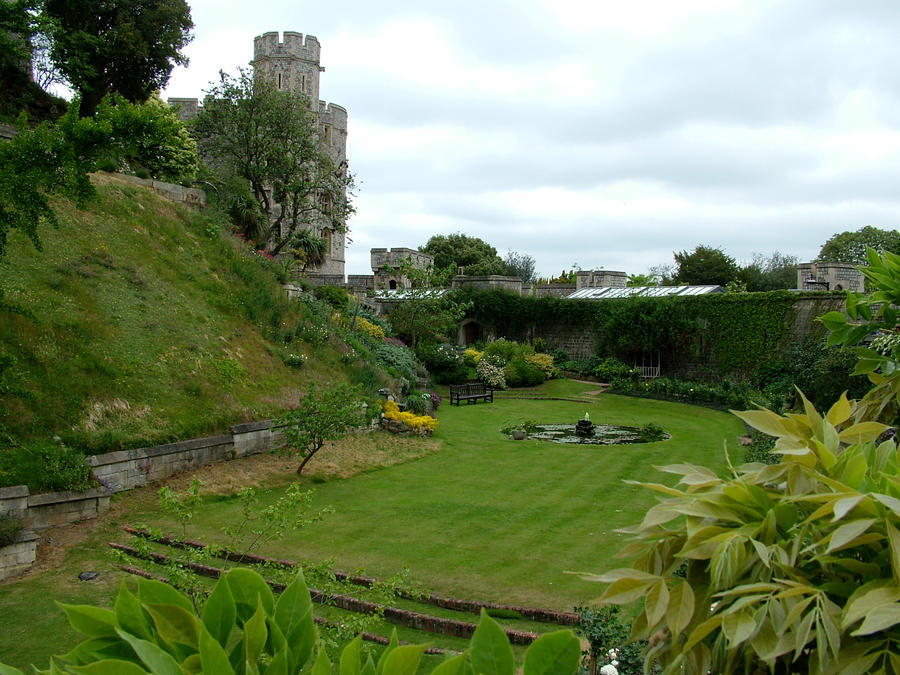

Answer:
[574,412,594,438]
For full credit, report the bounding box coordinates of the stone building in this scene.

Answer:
[169,30,349,278]
[796,261,864,292]
[370,248,434,289]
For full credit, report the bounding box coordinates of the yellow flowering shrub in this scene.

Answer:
[354,317,385,341]
[382,400,438,432]
[525,353,556,378]
[464,348,483,366]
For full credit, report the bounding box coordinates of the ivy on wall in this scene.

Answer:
[452,288,844,380]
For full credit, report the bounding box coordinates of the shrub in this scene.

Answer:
[0,441,96,492]
[383,399,438,433]
[504,358,546,388]
[315,284,349,310]
[0,514,23,547]
[593,357,638,383]
[353,316,385,342]
[639,422,666,442]
[525,352,556,379]
[476,357,507,389]
[484,337,527,364]
[463,347,484,366]
[576,606,648,675]
[550,348,569,365]
[374,342,417,384]
[404,391,428,416]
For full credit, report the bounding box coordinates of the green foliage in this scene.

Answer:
[403,391,428,416]
[576,606,647,675]
[639,422,667,443]
[386,262,472,349]
[0,440,96,491]
[417,343,467,385]
[593,357,639,383]
[817,225,900,265]
[503,250,536,283]
[0,568,581,675]
[735,251,799,291]
[0,106,104,261]
[277,384,366,475]
[610,376,776,412]
[95,94,199,182]
[374,342,417,383]
[314,284,349,310]
[787,337,868,412]
[420,232,506,276]
[0,513,23,547]
[43,0,193,118]
[673,245,738,286]
[504,358,546,388]
[588,393,900,673]
[192,68,354,257]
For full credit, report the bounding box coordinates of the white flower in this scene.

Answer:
[600,665,619,675]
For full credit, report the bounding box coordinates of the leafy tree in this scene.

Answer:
[96,93,198,182]
[648,263,677,286]
[626,272,657,287]
[42,0,193,118]
[192,69,354,258]
[420,233,506,276]
[736,250,799,291]
[673,245,738,286]
[503,250,536,283]
[817,225,900,265]
[0,105,107,261]
[276,384,366,475]
[386,262,472,349]
[0,0,34,79]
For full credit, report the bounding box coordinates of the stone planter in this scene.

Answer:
[511,429,527,440]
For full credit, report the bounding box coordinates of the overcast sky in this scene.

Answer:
[161,0,900,280]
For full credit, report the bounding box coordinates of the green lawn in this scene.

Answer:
[0,379,746,669]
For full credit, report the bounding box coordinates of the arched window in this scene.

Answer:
[389,279,397,290]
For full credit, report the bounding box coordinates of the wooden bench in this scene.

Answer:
[449,383,494,406]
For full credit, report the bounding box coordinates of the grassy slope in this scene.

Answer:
[0,173,352,452]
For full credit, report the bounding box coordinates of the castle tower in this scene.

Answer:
[252,31,349,279]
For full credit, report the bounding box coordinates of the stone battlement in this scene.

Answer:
[253,31,320,64]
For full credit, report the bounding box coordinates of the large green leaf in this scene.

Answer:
[826,519,877,553]
[115,582,152,643]
[273,571,315,670]
[521,630,580,675]
[57,604,118,639]
[644,580,670,629]
[852,604,900,636]
[429,653,468,675]
[202,574,237,648]
[310,649,331,675]
[470,611,514,675]
[69,660,149,675]
[114,628,184,675]
[242,597,268,666]
[135,579,193,614]
[375,629,399,675]
[666,582,696,637]
[145,603,201,651]
[340,636,362,675]
[223,568,275,625]
[380,645,428,675]
[198,625,234,675]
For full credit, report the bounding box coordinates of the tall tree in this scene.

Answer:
[673,245,738,286]
[817,226,900,265]
[43,0,193,117]
[420,233,506,276]
[736,251,799,291]
[503,250,536,283]
[192,69,354,256]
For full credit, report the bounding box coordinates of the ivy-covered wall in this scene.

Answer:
[454,288,846,381]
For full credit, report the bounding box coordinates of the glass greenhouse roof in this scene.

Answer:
[566,285,725,300]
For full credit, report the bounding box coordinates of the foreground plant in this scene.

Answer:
[0,568,582,674]
[586,393,897,673]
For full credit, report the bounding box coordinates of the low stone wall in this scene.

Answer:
[0,531,39,581]
[112,173,206,210]
[89,420,282,493]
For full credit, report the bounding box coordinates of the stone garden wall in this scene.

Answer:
[0,420,283,580]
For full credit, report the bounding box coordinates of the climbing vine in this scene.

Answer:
[453,289,843,380]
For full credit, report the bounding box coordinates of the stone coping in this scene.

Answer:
[0,486,28,499]
[87,434,234,467]
[26,487,111,507]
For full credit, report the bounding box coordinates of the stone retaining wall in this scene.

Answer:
[112,173,206,210]
[0,531,39,581]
